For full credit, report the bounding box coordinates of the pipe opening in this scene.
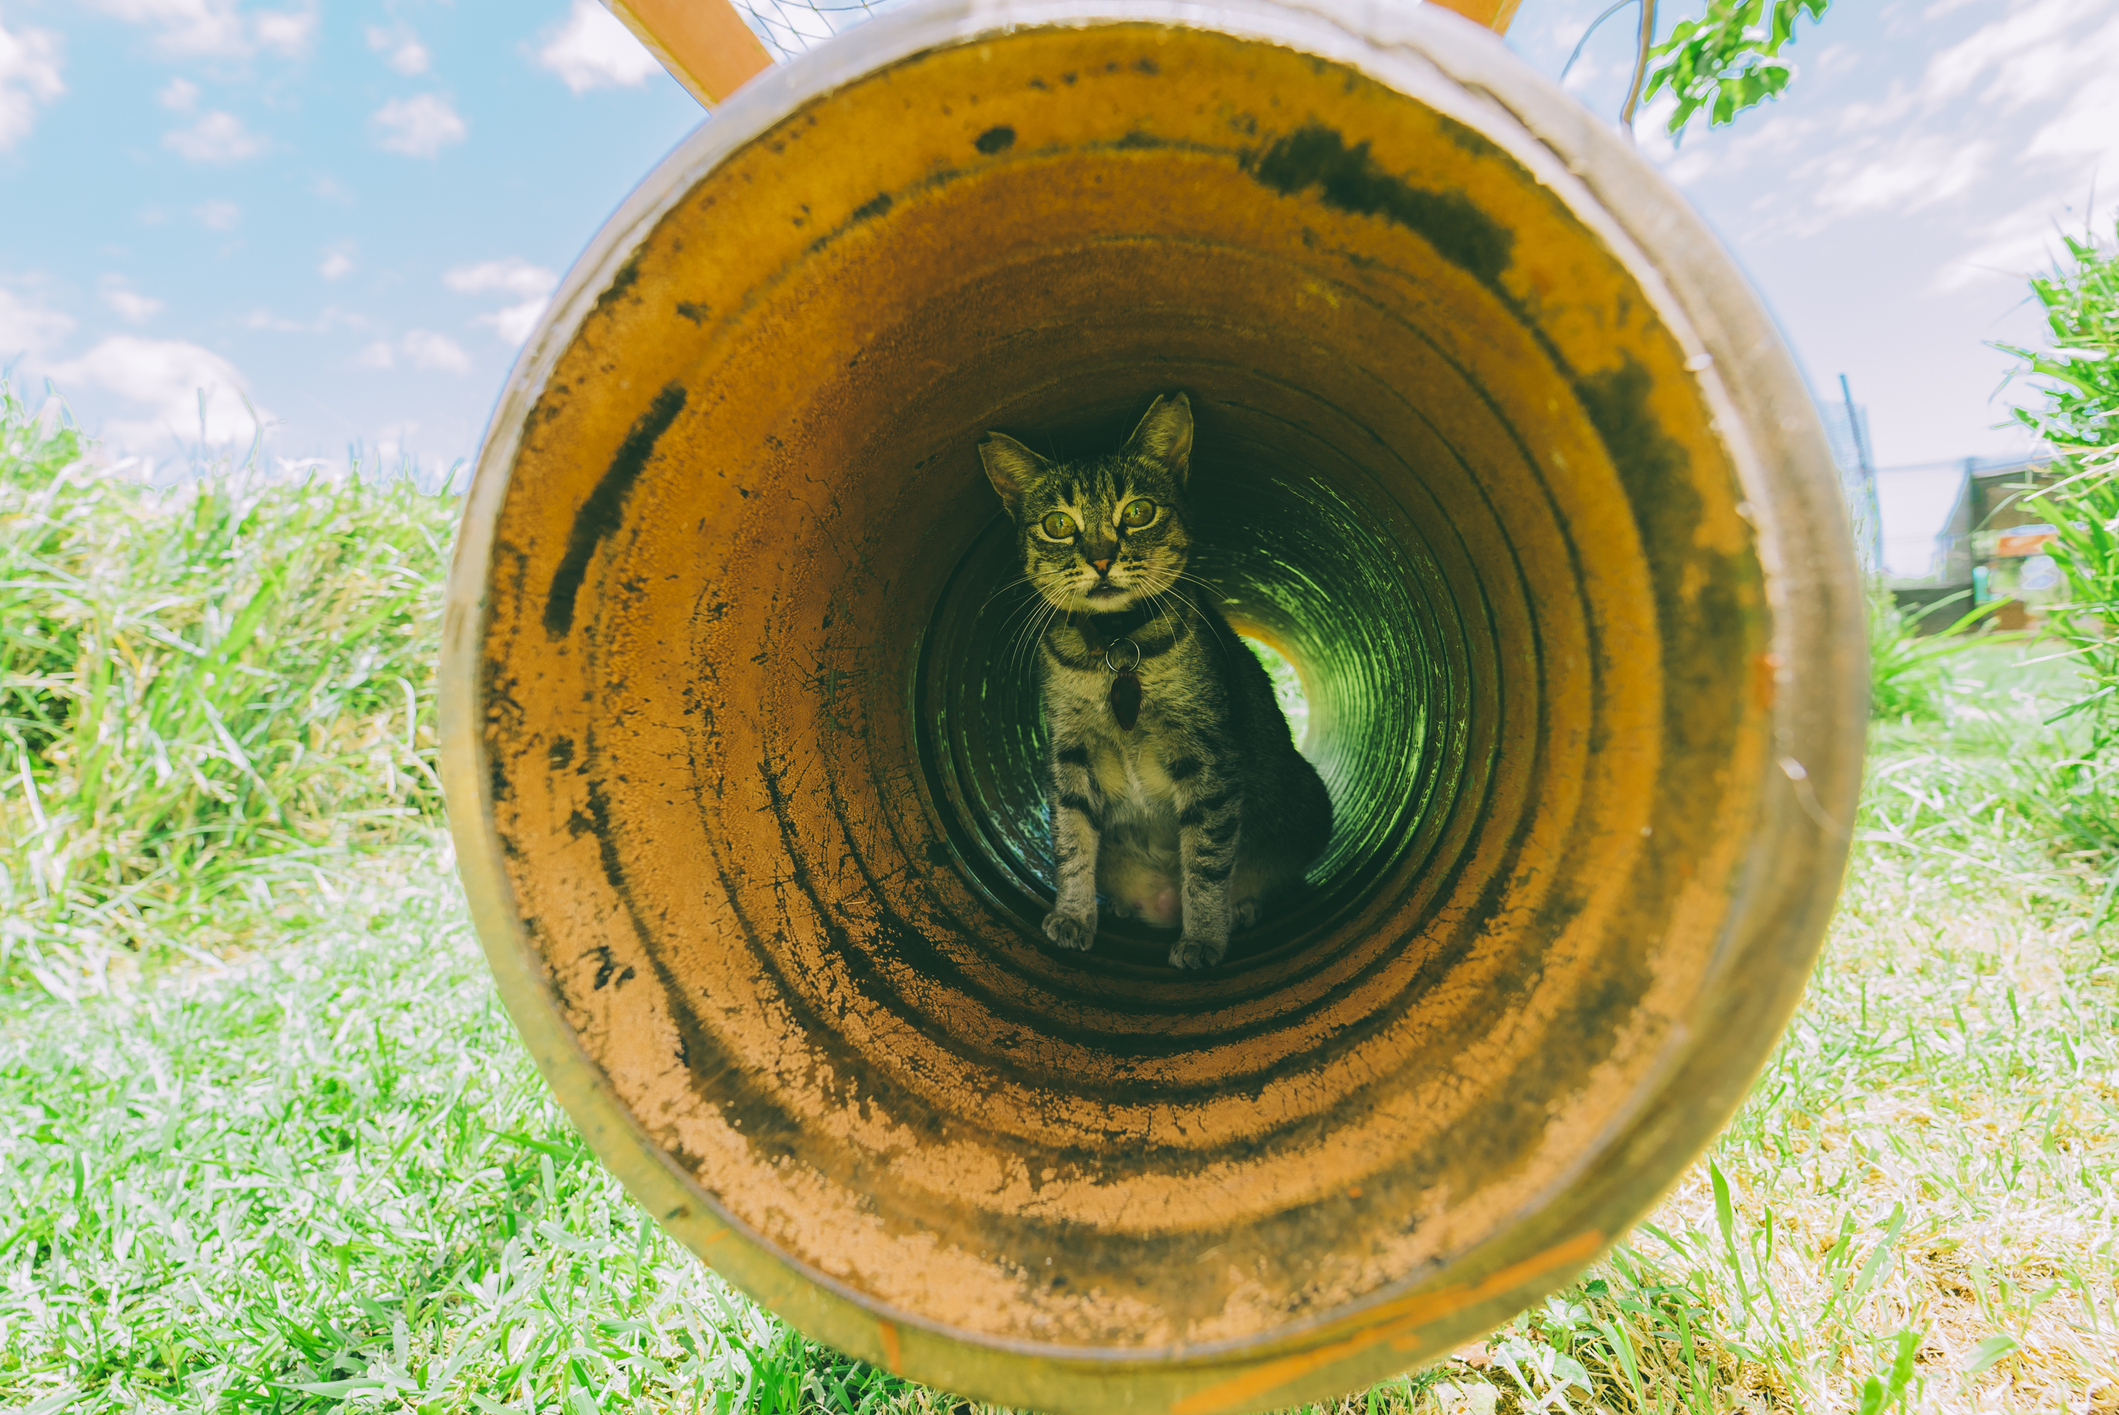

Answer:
[916,404,1449,972]
[1243,638,1309,752]
[443,7,1861,1409]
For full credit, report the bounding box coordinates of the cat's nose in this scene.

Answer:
[1089,558,1113,576]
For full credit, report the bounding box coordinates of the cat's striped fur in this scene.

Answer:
[979,393,1333,969]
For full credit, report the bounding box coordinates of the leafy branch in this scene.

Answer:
[1643,0,1829,136]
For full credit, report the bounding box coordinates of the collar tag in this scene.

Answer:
[1104,636,1143,729]
[1110,671,1142,730]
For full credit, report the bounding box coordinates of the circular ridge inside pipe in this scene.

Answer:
[439,3,1866,1410]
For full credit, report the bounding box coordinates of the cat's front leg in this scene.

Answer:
[1170,774,1240,969]
[1044,741,1102,952]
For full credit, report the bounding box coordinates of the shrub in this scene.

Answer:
[1866,586,1999,724]
[1998,221,2119,743]
[0,383,458,995]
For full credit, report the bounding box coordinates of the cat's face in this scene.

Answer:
[979,393,1194,615]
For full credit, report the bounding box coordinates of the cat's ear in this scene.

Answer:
[1124,392,1193,481]
[978,433,1047,517]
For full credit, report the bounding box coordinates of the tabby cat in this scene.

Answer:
[979,393,1333,970]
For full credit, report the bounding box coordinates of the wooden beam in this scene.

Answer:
[602,0,776,108]
[1427,0,1524,32]
[607,0,1517,111]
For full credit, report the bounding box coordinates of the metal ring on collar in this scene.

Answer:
[1104,637,1143,674]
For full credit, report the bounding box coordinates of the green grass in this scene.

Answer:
[1,382,453,1000]
[0,842,920,1414]
[4,389,2117,1413]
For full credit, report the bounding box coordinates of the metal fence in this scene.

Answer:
[731,0,895,61]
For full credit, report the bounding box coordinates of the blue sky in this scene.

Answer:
[0,0,2113,482]
[0,0,702,479]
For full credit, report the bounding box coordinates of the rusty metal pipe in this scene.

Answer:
[441,2,1864,1410]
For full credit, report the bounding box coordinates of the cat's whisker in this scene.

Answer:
[1153,574,1236,666]
[1025,600,1065,675]
[1012,600,1048,671]
[1010,596,1062,678]
[991,585,1057,637]
[979,565,1073,616]
[987,571,1077,646]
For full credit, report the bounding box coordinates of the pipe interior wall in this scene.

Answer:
[440,6,1864,1411]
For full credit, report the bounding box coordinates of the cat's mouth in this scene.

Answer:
[1084,583,1125,600]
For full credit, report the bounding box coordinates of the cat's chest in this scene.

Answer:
[1088,729,1185,808]
[1046,654,1198,734]
[1046,661,1195,803]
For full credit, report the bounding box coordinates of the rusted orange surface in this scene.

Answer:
[440,3,1863,1411]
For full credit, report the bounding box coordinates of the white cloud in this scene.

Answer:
[443,258,558,299]
[81,1,314,60]
[1656,0,2119,258]
[100,276,165,324]
[355,330,472,373]
[318,247,354,281]
[2025,60,2119,159]
[1921,0,2107,110]
[51,335,265,448]
[240,305,368,334]
[1931,219,2078,294]
[534,0,658,93]
[157,76,198,111]
[163,110,265,163]
[84,0,244,58]
[1803,133,1993,225]
[478,299,551,347]
[0,17,64,150]
[366,24,429,76]
[1900,0,2119,289]
[252,6,314,58]
[193,199,240,230]
[370,94,464,158]
[402,330,470,372]
[0,285,75,357]
[445,259,559,346]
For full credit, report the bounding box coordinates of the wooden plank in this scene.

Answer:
[603,0,775,108]
[1428,0,1524,31]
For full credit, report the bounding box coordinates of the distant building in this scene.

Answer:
[1873,455,2058,631]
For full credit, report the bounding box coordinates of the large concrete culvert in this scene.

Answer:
[438,2,1866,1409]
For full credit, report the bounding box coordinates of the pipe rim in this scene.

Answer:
[438,1,1865,1408]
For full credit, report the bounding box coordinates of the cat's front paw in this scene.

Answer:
[1232,897,1265,932]
[1044,910,1098,952]
[1169,935,1227,970]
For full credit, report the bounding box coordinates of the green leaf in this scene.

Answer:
[287,1377,391,1396]
[1887,1328,1921,1402]
[1961,1334,2018,1379]
[1647,0,1832,135]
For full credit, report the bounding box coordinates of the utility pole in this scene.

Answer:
[1839,373,1883,574]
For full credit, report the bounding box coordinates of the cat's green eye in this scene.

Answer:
[1040,511,1076,540]
[1120,498,1157,528]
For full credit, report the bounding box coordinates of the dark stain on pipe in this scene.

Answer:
[1245,124,1514,296]
[543,382,688,638]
